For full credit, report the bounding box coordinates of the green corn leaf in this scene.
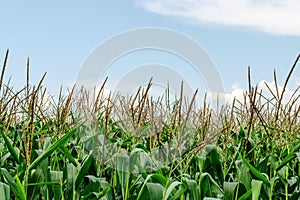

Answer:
[29,128,76,171]
[163,181,181,200]
[136,174,153,200]
[0,129,20,164]
[50,171,63,200]
[199,172,223,197]
[251,180,262,200]
[26,182,59,186]
[290,141,300,154]
[134,155,148,179]
[236,160,252,191]
[151,173,168,186]
[1,168,25,200]
[60,146,77,166]
[80,192,99,200]
[16,176,26,200]
[66,163,76,200]
[170,182,187,200]
[276,142,300,171]
[98,186,112,200]
[206,145,224,184]
[185,179,200,200]
[75,152,93,190]
[15,175,26,200]
[0,182,10,200]
[116,155,130,200]
[238,189,252,200]
[1,152,11,167]
[146,182,164,200]
[276,152,297,171]
[26,167,44,199]
[242,158,270,187]
[224,182,238,200]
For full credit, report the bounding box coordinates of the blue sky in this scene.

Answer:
[0,0,299,101]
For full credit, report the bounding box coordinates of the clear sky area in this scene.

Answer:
[0,1,299,102]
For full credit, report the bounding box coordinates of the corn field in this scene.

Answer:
[0,50,299,199]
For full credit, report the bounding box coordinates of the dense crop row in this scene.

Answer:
[0,50,299,199]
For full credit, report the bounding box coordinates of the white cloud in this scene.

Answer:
[206,84,246,106]
[257,79,299,104]
[214,78,300,106]
[225,83,247,103]
[137,0,300,35]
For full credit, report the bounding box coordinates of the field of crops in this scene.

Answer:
[0,50,299,200]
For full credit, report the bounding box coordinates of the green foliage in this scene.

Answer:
[0,51,299,199]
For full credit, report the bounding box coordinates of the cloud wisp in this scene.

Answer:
[137,0,300,35]
[218,78,300,106]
